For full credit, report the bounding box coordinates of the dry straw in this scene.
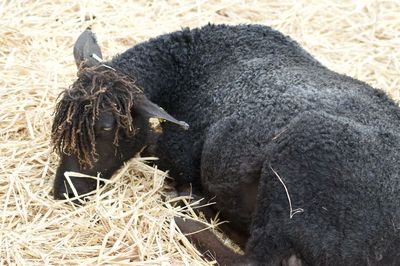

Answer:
[1,0,399,265]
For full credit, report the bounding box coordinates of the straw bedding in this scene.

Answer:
[1,1,399,265]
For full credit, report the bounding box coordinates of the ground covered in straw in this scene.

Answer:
[1,1,399,265]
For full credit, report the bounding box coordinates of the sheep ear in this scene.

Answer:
[135,96,189,130]
[73,27,103,69]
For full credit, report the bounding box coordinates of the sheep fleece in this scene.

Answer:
[111,24,400,265]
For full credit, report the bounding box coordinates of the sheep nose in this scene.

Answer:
[53,179,69,200]
[53,171,98,201]
[53,191,63,200]
[53,154,82,200]
[53,177,88,201]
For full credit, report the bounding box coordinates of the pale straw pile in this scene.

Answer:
[1,1,399,265]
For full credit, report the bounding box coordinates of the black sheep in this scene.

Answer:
[52,24,400,265]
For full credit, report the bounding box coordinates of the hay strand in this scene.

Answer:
[1,1,399,265]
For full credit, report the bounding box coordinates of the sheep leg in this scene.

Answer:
[281,254,303,266]
[174,217,249,265]
[176,186,249,249]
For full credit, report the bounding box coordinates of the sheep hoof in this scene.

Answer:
[282,254,303,266]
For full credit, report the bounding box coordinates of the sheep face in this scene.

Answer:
[51,29,188,200]
[51,67,151,199]
[52,110,150,200]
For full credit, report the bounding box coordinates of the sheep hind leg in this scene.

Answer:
[174,217,250,265]
[281,254,303,266]
[175,216,303,266]
[176,186,249,249]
